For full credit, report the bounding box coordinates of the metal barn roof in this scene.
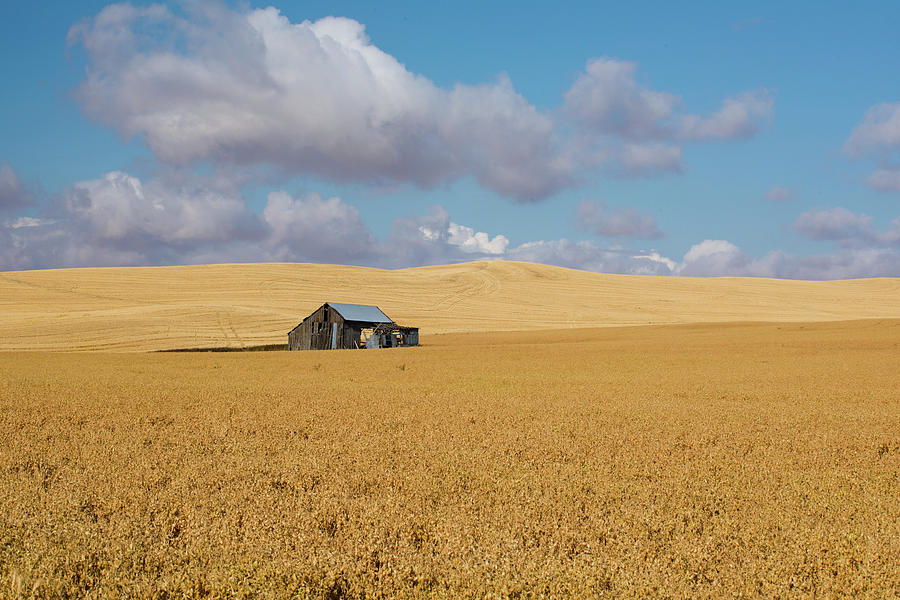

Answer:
[326,302,393,323]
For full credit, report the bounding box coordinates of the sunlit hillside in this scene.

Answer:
[1,261,898,351]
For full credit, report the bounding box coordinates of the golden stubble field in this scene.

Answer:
[2,261,899,351]
[2,320,899,598]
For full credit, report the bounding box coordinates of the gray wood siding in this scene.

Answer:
[288,303,419,351]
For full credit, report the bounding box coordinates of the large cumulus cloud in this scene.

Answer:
[63,171,260,246]
[68,5,574,201]
[261,191,375,264]
[67,3,772,200]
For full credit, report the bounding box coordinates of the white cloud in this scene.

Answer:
[446,222,509,255]
[868,169,900,192]
[755,247,900,279]
[793,207,900,249]
[682,239,742,263]
[68,4,774,200]
[676,91,773,141]
[0,163,31,211]
[63,171,259,246]
[564,58,679,140]
[564,58,772,143]
[3,186,898,278]
[793,207,873,243]
[57,173,382,266]
[765,186,794,202]
[388,206,456,266]
[7,217,53,228]
[0,173,518,271]
[0,212,144,271]
[674,225,900,279]
[678,239,753,276]
[885,218,900,246]
[562,58,770,176]
[261,191,376,263]
[399,229,900,280]
[843,103,900,193]
[0,170,263,269]
[619,143,684,176]
[68,5,574,201]
[575,199,664,239]
[5,166,895,280]
[387,206,510,266]
[507,239,677,275]
[637,251,679,273]
[843,103,900,158]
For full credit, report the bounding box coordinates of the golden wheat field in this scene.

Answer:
[2,261,900,351]
[2,317,900,598]
[2,262,900,598]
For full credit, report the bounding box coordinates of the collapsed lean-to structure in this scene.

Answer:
[288,302,419,350]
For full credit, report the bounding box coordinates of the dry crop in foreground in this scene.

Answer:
[2,320,899,598]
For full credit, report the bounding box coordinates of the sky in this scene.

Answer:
[1,1,899,279]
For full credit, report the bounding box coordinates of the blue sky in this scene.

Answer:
[1,1,899,278]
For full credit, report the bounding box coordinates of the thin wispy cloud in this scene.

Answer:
[733,16,764,32]
[0,163,32,211]
[794,207,900,247]
[575,199,664,239]
[765,186,794,202]
[564,58,772,143]
[844,103,900,193]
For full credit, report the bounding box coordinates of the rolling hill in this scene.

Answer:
[1,260,898,351]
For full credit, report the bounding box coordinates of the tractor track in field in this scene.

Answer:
[433,266,501,312]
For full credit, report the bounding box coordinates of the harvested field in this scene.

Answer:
[2,320,899,598]
[1,261,899,351]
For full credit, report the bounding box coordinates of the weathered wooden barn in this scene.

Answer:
[288,302,419,350]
